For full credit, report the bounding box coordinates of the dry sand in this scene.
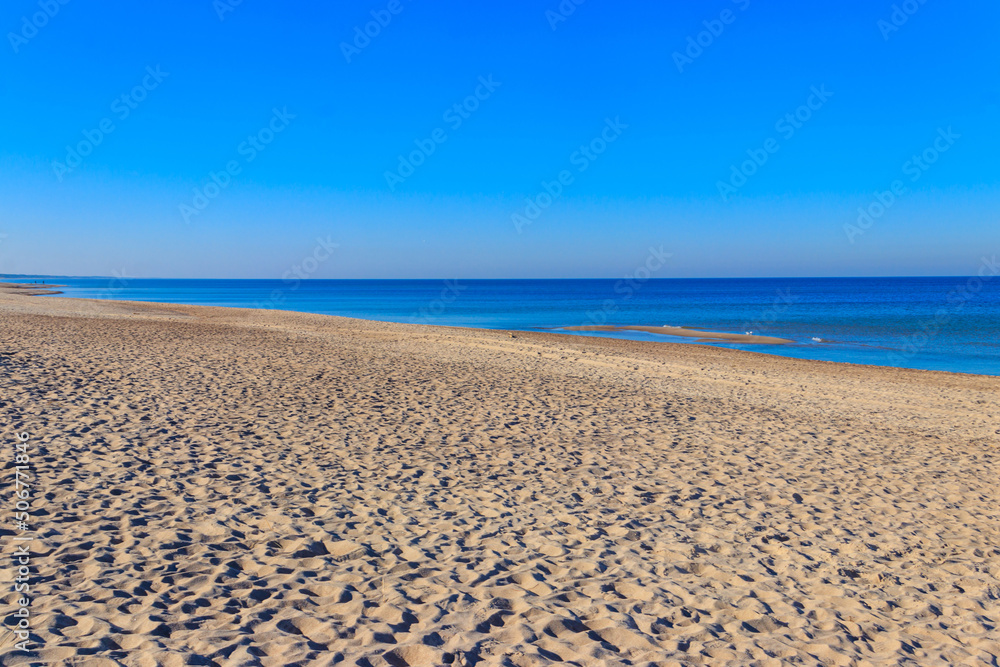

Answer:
[0,290,998,666]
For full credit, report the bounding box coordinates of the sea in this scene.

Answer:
[4,275,998,376]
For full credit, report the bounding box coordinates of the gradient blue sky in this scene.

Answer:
[1,0,997,278]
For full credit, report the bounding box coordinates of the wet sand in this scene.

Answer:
[560,325,794,345]
[1,289,998,666]
[0,282,64,296]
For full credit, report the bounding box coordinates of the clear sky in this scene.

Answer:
[1,0,997,278]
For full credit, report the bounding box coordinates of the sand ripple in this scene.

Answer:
[1,294,998,665]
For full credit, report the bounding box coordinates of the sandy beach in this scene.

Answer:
[1,289,999,666]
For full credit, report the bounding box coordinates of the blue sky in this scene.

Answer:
[0,0,997,278]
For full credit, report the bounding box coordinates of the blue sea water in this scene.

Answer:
[4,275,999,376]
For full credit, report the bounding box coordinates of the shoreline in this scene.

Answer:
[2,281,995,379]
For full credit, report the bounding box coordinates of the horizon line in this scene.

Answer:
[1,273,990,282]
